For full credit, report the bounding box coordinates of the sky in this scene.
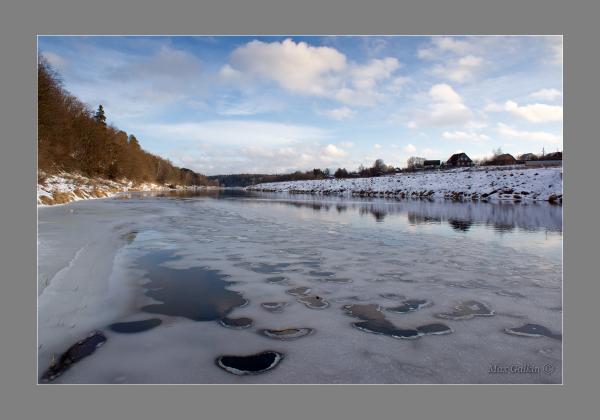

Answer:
[38,35,563,175]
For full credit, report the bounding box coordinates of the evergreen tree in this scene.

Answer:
[94,105,107,126]
[128,134,140,149]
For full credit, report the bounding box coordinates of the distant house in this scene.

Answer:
[488,153,518,166]
[518,153,538,161]
[544,151,563,160]
[423,160,441,169]
[446,153,473,167]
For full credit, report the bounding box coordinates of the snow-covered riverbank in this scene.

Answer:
[248,166,563,203]
[37,172,209,206]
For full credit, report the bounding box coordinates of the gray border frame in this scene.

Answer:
[1,0,599,419]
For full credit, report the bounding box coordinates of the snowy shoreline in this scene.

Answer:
[37,172,211,206]
[247,166,563,203]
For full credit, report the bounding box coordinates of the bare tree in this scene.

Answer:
[406,156,426,170]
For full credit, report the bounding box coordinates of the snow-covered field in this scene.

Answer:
[248,166,563,203]
[38,191,562,384]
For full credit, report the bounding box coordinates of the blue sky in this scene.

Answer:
[38,35,562,175]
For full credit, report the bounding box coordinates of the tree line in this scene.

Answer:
[209,168,334,187]
[38,57,216,186]
[211,159,400,187]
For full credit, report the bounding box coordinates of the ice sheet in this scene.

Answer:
[38,191,562,384]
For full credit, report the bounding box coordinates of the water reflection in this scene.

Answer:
[121,189,562,233]
[137,249,247,321]
[448,219,473,232]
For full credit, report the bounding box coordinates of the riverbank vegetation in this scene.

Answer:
[38,58,216,187]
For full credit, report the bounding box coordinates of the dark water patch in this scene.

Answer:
[216,351,284,375]
[416,323,453,336]
[109,318,162,334]
[332,295,371,303]
[320,277,352,284]
[380,293,406,300]
[286,286,311,296]
[235,261,293,274]
[342,304,451,340]
[308,270,336,277]
[446,279,496,290]
[280,247,322,258]
[342,304,385,321]
[374,273,415,283]
[219,317,254,329]
[258,328,314,340]
[138,250,247,321]
[353,320,421,339]
[297,295,329,309]
[435,300,494,320]
[504,323,562,340]
[496,290,526,298]
[265,276,288,284]
[297,260,323,268]
[261,302,289,313]
[385,299,432,314]
[40,331,107,382]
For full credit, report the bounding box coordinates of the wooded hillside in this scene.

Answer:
[38,58,216,186]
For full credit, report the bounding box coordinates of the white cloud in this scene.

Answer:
[322,144,348,158]
[484,101,505,112]
[530,88,562,101]
[333,87,386,107]
[216,96,284,116]
[410,84,475,128]
[418,37,484,82]
[223,39,404,107]
[504,100,562,123]
[417,37,473,60]
[373,144,382,150]
[429,83,462,103]
[41,51,68,71]
[432,36,473,55]
[219,64,243,81]
[403,143,417,153]
[240,145,297,159]
[421,148,441,158]
[497,123,562,145]
[140,120,330,147]
[432,55,483,83]
[350,57,400,90]
[442,131,491,143]
[387,76,411,93]
[138,119,397,174]
[58,44,206,119]
[227,39,346,96]
[320,106,356,120]
[546,36,563,65]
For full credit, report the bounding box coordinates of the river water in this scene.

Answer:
[37,190,562,383]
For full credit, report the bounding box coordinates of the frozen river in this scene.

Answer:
[37,190,562,383]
